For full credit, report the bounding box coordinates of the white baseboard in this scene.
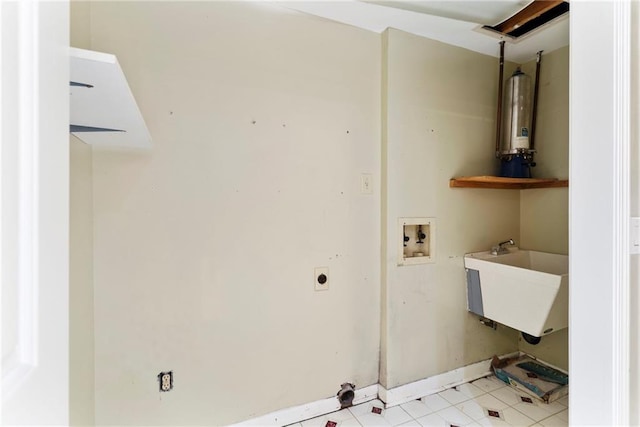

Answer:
[379,351,521,408]
[232,352,522,426]
[378,359,491,408]
[231,384,379,426]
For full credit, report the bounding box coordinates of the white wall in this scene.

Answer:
[630,1,639,424]
[69,2,95,424]
[380,29,520,389]
[88,2,381,425]
[518,46,569,370]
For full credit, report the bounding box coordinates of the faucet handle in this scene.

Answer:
[491,239,515,255]
[498,239,515,248]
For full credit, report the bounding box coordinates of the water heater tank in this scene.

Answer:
[500,68,532,156]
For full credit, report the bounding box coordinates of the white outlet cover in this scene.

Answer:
[314,267,329,291]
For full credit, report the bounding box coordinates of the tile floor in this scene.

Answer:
[288,375,568,427]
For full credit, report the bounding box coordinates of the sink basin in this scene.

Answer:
[464,248,568,337]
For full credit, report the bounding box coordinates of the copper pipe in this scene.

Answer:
[530,50,543,151]
[495,41,505,157]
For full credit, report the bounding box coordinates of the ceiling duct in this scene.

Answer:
[483,0,569,40]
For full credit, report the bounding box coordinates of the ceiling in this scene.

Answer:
[277,0,569,63]
[364,0,531,25]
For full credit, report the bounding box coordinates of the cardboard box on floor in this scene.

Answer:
[491,354,569,404]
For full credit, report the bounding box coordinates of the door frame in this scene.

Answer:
[569,1,632,424]
[1,0,69,423]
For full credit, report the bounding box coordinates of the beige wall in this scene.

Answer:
[68,3,573,422]
[70,0,91,50]
[518,46,569,370]
[88,2,381,425]
[69,2,95,425]
[380,29,520,389]
[69,138,95,426]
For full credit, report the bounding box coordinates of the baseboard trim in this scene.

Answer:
[232,384,379,426]
[233,352,522,425]
[379,358,490,408]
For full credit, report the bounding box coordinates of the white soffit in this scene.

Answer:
[276,1,569,63]
[70,47,152,149]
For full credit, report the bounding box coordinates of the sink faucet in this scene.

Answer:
[491,239,515,255]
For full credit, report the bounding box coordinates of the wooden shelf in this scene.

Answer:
[450,176,569,189]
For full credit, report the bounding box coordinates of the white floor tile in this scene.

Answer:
[398,420,423,427]
[472,394,511,411]
[476,417,509,427]
[471,377,506,394]
[540,401,566,416]
[555,396,568,407]
[502,407,536,426]
[383,406,413,426]
[511,401,562,423]
[354,415,391,427]
[537,414,567,427]
[489,386,525,407]
[455,399,489,421]
[348,400,411,427]
[301,408,361,427]
[456,393,510,421]
[456,383,486,399]
[555,409,568,422]
[436,406,474,426]
[349,400,386,417]
[421,394,452,413]
[439,388,471,405]
[415,412,449,427]
[349,401,390,427]
[285,424,303,427]
[300,416,360,427]
[301,416,327,426]
[401,400,435,419]
[333,409,362,421]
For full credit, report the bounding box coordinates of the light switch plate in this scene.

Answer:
[361,174,373,195]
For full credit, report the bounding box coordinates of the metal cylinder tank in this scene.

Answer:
[500,68,532,156]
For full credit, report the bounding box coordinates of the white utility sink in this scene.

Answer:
[464,248,568,337]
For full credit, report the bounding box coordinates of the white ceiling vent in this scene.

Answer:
[70,47,151,149]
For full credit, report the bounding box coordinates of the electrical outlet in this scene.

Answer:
[314,267,329,291]
[158,371,173,392]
